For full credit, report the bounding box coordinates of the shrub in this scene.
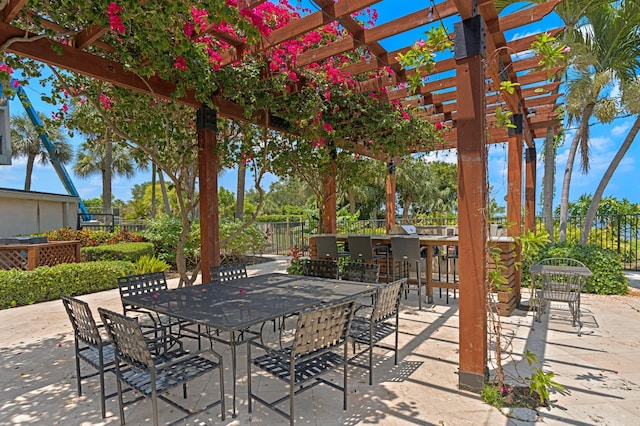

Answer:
[0,261,136,309]
[143,215,200,268]
[40,227,145,247]
[531,243,627,295]
[134,255,171,274]
[81,242,155,262]
[219,219,266,261]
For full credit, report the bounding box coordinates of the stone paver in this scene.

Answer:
[1,257,639,425]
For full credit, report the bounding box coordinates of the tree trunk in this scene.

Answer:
[348,188,356,215]
[401,199,410,220]
[580,114,640,245]
[559,104,595,242]
[103,141,113,214]
[542,127,556,242]
[158,169,171,215]
[235,162,246,220]
[24,154,35,191]
[151,163,157,219]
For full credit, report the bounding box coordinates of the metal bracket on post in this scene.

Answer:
[525,147,536,163]
[454,15,486,60]
[508,113,524,136]
[386,158,396,174]
[196,106,217,131]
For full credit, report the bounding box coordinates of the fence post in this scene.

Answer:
[286,217,291,252]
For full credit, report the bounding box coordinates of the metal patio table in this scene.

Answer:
[121,272,379,417]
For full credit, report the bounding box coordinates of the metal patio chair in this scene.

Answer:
[98,307,225,426]
[302,258,340,279]
[117,272,197,346]
[349,278,406,385]
[61,295,116,419]
[341,261,380,283]
[530,257,592,336]
[209,261,248,283]
[247,300,356,425]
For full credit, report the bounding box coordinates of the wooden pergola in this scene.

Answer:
[1,0,564,390]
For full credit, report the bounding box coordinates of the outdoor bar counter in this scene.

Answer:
[309,234,518,316]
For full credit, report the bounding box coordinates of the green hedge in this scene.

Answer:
[532,243,627,295]
[81,242,155,262]
[0,261,136,309]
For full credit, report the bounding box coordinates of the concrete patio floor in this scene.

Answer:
[1,256,640,425]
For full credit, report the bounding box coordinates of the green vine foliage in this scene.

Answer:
[396,26,453,94]
[4,1,442,160]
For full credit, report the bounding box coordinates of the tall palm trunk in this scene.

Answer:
[559,103,595,242]
[580,115,640,245]
[24,154,35,191]
[542,127,556,241]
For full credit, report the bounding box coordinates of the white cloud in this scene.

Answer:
[611,122,631,136]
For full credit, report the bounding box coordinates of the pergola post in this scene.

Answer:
[525,147,537,233]
[507,113,524,301]
[322,152,337,234]
[197,106,220,283]
[385,158,396,233]
[455,14,488,391]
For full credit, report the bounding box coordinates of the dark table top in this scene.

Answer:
[122,273,378,331]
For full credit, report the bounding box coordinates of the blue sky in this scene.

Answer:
[1,1,638,212]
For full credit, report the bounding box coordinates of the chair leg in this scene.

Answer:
[115,365,126,426]
[74,341,82,397]
[99,350,107,419]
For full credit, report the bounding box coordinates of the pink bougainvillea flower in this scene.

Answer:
[560,46,571,53]
[107,2,125,34]
[61,104,69,113]
[99,93,112,110]
[174,56,187,71]
[312,138,325,148]
[435,121,444,130]
[401,111,410,120]
[239,289,246,294]
[152,294,159,299]
[322,123,333,132]
[183,22,195,38]
[201,287,207,293]
[0,63,13,74]
[12,80,20,88]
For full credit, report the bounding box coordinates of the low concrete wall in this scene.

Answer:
[0,188,78,236]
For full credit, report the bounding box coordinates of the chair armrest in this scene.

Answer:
[155,347,223,369]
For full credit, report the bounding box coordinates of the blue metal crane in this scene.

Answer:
[3,79,91,220]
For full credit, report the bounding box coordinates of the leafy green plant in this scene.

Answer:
[481,383,505,409]
[524,351,565,403]
[499,81,520,95]
[134,255,171,274]
[397,26,453,94]
[494,106,516,129]
[286,246,305,275]
[143,215,200,268]
[530,243,627,294]
[219,219,266,261]
[81,242,155,262]
[0,261,136,309]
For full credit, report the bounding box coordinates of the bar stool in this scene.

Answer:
[390,236,428,309]
[347,235,391,280]
[315,235,350,260]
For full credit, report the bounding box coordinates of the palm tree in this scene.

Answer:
[10,112,72,191]
[580,76,640,245]
[74,130,145,214]
[558,0,640,242]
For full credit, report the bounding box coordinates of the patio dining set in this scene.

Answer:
[61,261,406,426]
